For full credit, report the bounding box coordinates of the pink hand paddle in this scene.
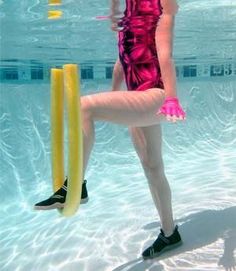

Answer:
[157,97,186,120]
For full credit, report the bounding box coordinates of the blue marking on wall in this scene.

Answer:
[0,60,235,83]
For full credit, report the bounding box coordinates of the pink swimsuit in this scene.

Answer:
[118,0,164,91]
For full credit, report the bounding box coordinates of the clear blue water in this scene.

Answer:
[1,0,236,270]
[1,79,236,271]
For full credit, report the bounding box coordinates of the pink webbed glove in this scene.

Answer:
[156,97,186,122]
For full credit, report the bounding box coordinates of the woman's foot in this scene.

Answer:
[34,178,89,210]
[142,225,183,260]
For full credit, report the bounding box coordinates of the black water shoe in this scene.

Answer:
[142,225,183,260]
[34,178,89,210]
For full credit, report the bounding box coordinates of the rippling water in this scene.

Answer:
[0,0,235,65]
[0,79,236,271]
[1,0,236,269]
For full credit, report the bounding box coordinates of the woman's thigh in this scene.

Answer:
[82,88,165,127]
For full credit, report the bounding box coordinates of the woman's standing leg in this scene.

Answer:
[128,125,175,236]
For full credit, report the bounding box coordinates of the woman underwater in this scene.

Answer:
[35,0,186,260]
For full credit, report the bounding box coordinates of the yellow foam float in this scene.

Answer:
[48,10,62,19]
[48,0,62,5]
[50,68,64,193]
[50,64,83,217]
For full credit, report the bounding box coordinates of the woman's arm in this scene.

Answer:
[155,0,186,121]
[155,0,179,98]
[110,0,120,15]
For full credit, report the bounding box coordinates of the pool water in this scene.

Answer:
[0,79,235,271]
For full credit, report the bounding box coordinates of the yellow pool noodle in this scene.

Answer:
[48,0,62,5]
[62,64,83,217]
[48,10,62,19]
[50,68,64,192]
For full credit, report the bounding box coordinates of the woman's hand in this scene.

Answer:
[109,0,123,31]
[109,13,123,31]
[156,96,186,122]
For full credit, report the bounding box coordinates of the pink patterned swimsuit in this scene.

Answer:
[118,0,164,91]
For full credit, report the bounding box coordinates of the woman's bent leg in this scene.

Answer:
[81,88,165,178]
[82,88,165,126]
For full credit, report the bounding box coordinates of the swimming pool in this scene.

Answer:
[1,0,236,270]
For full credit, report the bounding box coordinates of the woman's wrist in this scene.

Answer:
[165,97,179,102]
[163,91,177,99]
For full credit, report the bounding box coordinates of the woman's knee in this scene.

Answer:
[81,96,93,119]
[141,156,164,173]
[146,88,165,103]
[129,126,148,162]
[147,87,165,94]
[129,125,164,171]
[141,147,164,173]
